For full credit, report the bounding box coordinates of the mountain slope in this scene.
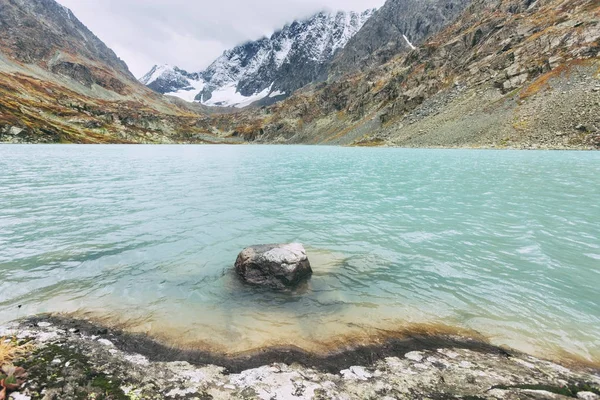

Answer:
[217,0,600,149]
[329,0,475,76]
[2,0,598,148]
[0,0,237,144]
[0,0,135,92]
[141,10,375,108]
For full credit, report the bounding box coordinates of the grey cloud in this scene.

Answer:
[57,0,385,77]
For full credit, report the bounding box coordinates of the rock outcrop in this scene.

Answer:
[2,318,600,399]
[329,0,474,76]
[235,244,313,289]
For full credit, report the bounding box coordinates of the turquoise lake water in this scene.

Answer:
[0,145,599,361]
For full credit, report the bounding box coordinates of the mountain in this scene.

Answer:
[218,0,600,149]
[140,10,375,108]
[0,0,238,144]
[139,65,204,102]
[0,0,135,92]
[1,0,598,148]
[329,0,474,76]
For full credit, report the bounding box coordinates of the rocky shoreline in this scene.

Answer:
[1,316,599,399]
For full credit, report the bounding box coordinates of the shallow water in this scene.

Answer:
[1,145,599,361]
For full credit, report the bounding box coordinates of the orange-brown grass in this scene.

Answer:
[0,338,33,366]
[372,78,389,93]
[233,119,266,139]
[519,59,591,99]
[352,137,386,147]
[323,109,379,143]
[583,0,600,14]
[0,68,224,144]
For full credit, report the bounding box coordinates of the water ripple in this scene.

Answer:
[1,145,599,360]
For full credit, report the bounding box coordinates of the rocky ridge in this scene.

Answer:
[0,0,239,144]
[329,0,475,76]
[140,10,375,108]
[0,0,134,92]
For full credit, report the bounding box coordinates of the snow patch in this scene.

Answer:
[269,89,286,97]
[403,34,416,50]
[165,78,206,102]
[274,37,294,68]
[58,4,72,20]
[203,82,274,108]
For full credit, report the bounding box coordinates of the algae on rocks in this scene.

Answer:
[1,318,599,399]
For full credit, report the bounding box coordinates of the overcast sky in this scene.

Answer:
[57,0,385,78]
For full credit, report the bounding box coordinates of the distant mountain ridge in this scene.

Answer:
[140,10,375,108]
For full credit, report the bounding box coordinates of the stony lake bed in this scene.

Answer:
[1,145,600,399]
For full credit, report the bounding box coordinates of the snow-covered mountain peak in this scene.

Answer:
[140,8,375,108]
[139,64,174,85]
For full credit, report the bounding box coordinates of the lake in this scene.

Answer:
[1,145,599,363]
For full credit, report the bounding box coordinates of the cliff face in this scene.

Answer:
[329,0,474,77]
[220,0,600,149]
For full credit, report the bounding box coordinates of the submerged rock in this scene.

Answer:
[235,243,312,289]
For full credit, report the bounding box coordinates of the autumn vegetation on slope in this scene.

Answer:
[222,0,599,148]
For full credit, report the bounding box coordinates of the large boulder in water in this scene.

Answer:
[235,243,312,289]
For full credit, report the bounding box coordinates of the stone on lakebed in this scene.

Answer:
[235,243,313,289]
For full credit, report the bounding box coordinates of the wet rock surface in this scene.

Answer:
[1,317,599,399]
[235,244,313,290]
